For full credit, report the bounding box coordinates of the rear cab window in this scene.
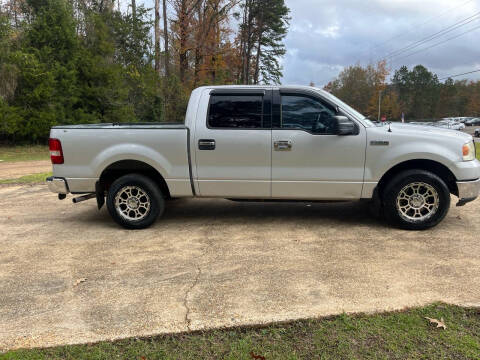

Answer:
[208,93,271,129]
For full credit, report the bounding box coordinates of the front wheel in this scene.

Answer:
[383,170,450,230]
[106,174,165,229]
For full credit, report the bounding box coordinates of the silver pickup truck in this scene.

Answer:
[47,85,480,230]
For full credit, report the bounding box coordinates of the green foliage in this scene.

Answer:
[0,0,181,142]
[0,171,52,184]
[256,0,290,85]
[0,144,49,162]
[0,0,288,142]
[237,0,290,85]
[2,303,480,359]
[327,62,480,121]
[392,65,440,120]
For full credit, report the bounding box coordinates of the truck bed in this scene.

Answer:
[52,122,186,129]
[50,124,193,197]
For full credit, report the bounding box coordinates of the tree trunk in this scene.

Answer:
[193,0,203,86]
[240,0,249,84]
[253,38,261,84]
[13,0,18,28]
[178,0,188,83]
[163,0,170,77]
[155,0,161,74]
[245,31,253,84]
[131,0,136,20]
[244,0,255,85]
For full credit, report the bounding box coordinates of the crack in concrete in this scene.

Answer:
[183,234,213,331]
[183,264,202,331]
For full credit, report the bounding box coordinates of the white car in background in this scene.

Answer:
[435,120,465,130]
[444,117,471,124]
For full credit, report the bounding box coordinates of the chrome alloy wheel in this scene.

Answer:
[115,186,151,221]
[396,182,439,222]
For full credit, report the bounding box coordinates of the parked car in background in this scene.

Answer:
[434,120,465,130]
[465,118,480,126]
[475,128,480,137]
[445,117,473,123]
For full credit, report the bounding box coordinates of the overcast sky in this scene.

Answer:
[138,0,480,85]
[282,0,480,86]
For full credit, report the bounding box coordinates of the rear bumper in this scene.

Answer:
[456,178,480,206]
[46,176,69,194]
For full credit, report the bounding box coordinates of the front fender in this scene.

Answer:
[365,141,460,182]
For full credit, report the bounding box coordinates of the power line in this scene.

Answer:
[363,0,474,57]
[382,11,480,60]
[390,23,480,63]
[439,69,480,81]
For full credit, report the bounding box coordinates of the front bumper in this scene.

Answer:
[456,178,480,206]
[46,176,69,194]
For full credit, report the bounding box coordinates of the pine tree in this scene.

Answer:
[236,0,289,85]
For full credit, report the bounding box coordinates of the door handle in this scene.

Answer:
[198,139,216,150]
[274,140,292,151]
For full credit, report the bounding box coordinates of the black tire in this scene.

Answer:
[382,170,450,230]
[106,173,165,229]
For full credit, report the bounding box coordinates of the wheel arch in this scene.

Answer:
[98,160,171,199]
[376,159,458,198]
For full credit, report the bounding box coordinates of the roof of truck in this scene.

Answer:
[194,85,322,91]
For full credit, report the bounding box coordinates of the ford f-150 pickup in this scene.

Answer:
[47,86,480,230]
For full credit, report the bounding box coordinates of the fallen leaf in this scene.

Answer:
[250,351,266,360]
[425,317,447,329]
[74,278,87,287]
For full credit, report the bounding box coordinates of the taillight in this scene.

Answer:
[49,138,64,164]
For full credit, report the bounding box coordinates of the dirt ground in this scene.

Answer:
[1,183,480,351]
[0,160,51,180]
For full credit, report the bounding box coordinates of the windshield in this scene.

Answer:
[313,88,374,126]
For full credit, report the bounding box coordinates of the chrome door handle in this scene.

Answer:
[274,140,292,151]
[198,139,216,150]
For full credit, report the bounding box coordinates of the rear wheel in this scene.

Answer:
[383,170,450,230]
[106,174,164,229]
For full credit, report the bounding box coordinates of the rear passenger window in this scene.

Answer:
[208,95,263,129]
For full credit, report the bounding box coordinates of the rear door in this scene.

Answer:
[271,89,366,200]
[194,89,272,198]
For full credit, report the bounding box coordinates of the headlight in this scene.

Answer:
[462,140,475,161]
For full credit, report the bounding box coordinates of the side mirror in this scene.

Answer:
[335,116,356,135]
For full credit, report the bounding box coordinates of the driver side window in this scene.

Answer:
[281,95,337,134]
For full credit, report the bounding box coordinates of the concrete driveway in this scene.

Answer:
[1,184,480,351]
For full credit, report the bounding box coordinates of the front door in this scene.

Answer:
[271,90,366,200]
[194,89,272,198]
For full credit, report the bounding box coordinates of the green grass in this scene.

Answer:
[0,172,52,184]
[476,144,480,160]
[2,303,479,359]
[0,145,49,162]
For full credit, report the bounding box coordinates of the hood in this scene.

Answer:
[380,122,472,142]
